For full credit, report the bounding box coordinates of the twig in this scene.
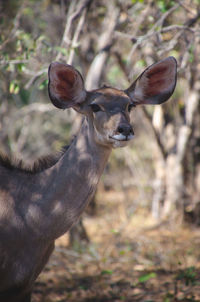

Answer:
[25,1,91,92]
[158,10,200,55]
[0,59,29,65]
[127,3,180,62]
[66,0,92,24]
[115,24,194,53]
[154,3,180,28]
[56,0,92,61]
[141,107,166,160]
[161,25,195,33]
[25,68,47,90]
[67,9,87,65]
[56,0,77,61]
[177,0,197,16]
[114,31,137,43]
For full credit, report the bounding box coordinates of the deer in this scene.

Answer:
[0,57,177,302]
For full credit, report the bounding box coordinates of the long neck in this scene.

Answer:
[25,118,111,240]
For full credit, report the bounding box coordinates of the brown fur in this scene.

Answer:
[0,145,69,174]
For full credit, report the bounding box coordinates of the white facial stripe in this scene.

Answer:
[112,134,127,140]
[111,133,134,141]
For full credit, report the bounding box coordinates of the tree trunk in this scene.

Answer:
[69,194,97,246]
[152,89,199,223]
[69,218,89,247]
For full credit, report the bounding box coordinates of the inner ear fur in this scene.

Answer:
[125,57,177,105]
[48,62,86,109]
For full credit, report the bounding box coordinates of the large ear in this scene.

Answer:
[125,57,177,105]
[48,62,86,109]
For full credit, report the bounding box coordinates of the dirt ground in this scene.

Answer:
[32,189,200,302]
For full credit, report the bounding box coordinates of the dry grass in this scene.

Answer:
[33,187,200,302]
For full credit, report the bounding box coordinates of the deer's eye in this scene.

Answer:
[128,103,135,112]
[90,104,101,113]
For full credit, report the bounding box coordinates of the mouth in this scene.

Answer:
[109,133,134,142]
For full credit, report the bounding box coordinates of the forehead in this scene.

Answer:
[93,87,130,110]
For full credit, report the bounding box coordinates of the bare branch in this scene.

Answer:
[0,59,29,65]
[127,3,180,62]
[159,10,200,55]
[177,0,197,15]
[153,3,180,28]
[67,9,87,65]
[56,0,92,62]
[141,107,167,160]
[56,0,77,61]
[67,0,92,23]
[25,68,47,90]
[85,2,119,90]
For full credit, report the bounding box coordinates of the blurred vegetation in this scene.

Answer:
[0,0,200,300]
[1,0,199,219]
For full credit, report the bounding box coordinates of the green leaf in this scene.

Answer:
[39,79,48,90]
[79,285,88,290]
[9,81,20,94]
[176,266,196,286]
[138,272,156,283]
[110,228,119,234]
[101,269,113,275]
[157,0,167,13]
[132,0,144,3]
[17,63,26,72]
[19,89,30,105]
[55,46,68,56]
[135,59,146,68]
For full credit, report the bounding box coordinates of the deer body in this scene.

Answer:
[0,57,177,301]
[0,118,110,301]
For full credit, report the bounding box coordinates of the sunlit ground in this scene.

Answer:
[33,187,200,302]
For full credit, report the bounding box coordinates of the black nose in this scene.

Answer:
[117,124,134,136]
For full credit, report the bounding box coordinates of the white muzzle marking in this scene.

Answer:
[110,133,134,141]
